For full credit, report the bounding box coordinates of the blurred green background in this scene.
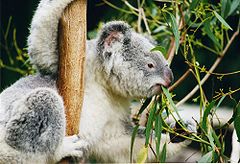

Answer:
[1,0,240,106]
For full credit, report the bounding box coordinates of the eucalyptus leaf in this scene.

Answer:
[228,0,240,17]
[211,129,221,148]
[190,0,201,11]
[221,0,231,18]
[130,125,139,162]
[208,129,215,150]
[151,46,167,56]
[215,96,226,109]
[212,96,226,115]
[136,146,148,163]
[202,101,215,132]
[161,86,182,120]
[160,143,167,162]
[198,151,213,163]
[155,114,163,160]
[145,103,156,145]
[203,19,221,49]
[166,12,180,54]
[214,11,233,30]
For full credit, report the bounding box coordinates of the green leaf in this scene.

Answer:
[214,11,233,30]
[212,96,226,115]
[198,151,213,163]
[211,129,221,148]
[136,146,148,163]
[221,0,231,18]
[203,19,221,49]
[228,0,240,17]
[190,0,201,11]
[145,103,156,145]
[155,114,163,160]
[234,102,240,142]
[202,101,215,132]
[166,12,180,53]
[161,87,182,120]
[151,46,167,56]
[160,143,167,162]
[208,129,215,150]
[138,97,152,115]
[216,96,226,109]
[130,125,139,162]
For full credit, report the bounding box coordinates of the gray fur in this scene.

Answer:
[5,88,64,153]
[0,0,192,163]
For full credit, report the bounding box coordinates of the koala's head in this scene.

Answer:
[96,21,173,98]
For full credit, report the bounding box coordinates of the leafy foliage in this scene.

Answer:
[0,17,35,76]
[102,0,240,162]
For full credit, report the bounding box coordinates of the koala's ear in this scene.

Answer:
[97,21,131,58]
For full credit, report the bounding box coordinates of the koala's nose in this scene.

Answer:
[163,67,174,88]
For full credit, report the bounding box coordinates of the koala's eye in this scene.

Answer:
[147,63,154,69]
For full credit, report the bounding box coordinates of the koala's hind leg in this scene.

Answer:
[5,88,65,154]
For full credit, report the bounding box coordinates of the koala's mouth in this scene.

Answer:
[148,84,163,97]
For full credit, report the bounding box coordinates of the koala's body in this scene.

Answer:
[0,0,195,163]
[230,130,240,163]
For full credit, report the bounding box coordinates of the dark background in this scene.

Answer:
[1,0,240,105]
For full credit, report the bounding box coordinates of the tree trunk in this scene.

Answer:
[57,0,86,136]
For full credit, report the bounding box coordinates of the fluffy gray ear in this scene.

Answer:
[97,21,131,59]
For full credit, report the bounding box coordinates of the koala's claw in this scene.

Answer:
[55,135,89,162]
[169,120,197,143]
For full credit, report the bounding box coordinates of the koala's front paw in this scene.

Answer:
[169,120,197,143]
[55,135,89,162]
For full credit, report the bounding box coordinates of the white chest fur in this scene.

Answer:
[79,44,131,145]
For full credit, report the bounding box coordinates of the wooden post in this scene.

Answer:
[57,0,86,136]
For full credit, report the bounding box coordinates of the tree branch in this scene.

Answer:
[169,69,192,92]
[176,30,239,107]
[57,0,87,136]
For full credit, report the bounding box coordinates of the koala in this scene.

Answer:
[0,0,196,163]
[230,130,240,163]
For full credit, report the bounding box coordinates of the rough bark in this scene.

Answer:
[57,0,86,136]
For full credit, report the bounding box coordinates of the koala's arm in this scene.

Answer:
[27,0,74,74]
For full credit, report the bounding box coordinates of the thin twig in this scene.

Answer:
[186,61,240,76]
[169,69,192,91]
[167,37,176,65]
[149,144,157,159]
[176,30,239,107]
[140,8,151,35]
[137,0,142,33]
[123,0,139,12]
[102,0,133,14]
[154,0,181,4]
